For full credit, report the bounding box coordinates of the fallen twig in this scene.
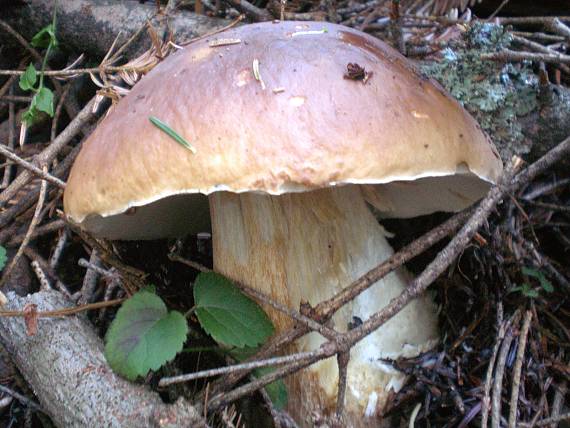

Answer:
[159,351,316,387]
[491,312,518,428]
[0,97,95,207]
[0,169,48,287]
[0,145,66,189]
[507,310,533,428]
[518,412,570,427]
[481,49,570,65]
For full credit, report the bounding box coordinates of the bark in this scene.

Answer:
[522,84,570,161]
[0,290,207,428]
[1,0,229,60]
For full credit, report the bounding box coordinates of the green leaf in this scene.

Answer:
[513,283,539,298]
[35,87,54,117]
[31,23,57,49]
[194,272,274,348]
[104,290,188,380]
[522,267,554,293]
[255,366,288,409]
[0,246,6,271]
[230,347,288,410]
[22,96,38,126]
[19,64,37,91]
[149,116,196,153]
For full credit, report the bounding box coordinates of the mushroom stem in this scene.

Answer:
[209,184,438,426]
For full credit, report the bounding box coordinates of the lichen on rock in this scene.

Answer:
[421,22,539,160]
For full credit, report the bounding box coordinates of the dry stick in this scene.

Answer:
[0,144,81,229]
[31,259,52,291]
[0,74,18,99]
[1,85,16,189]
[491,313,519,428]
[0,96,95,207]
[525,200,570,213]
[7,220,66,247]
[222,0,272,21]
[487,0,510,20]
[481,304,506,428]
[24,246,72,297]
[48,226,69,268]
[334,351,350,425]
[512,31,566,43]
[0,145,66,188]
[78,258,119,279]
[3,66,158,78]
[258,386,286,428]
[79,251,101,305]
[51,84,71,141]
[550,381,568,428]
[481,49,570,65]
[518,412,570,428]
[0,385,42,412]
[0,95,31,103]
[209,136,570,411]
[0,169,48,288]
[0,297,124,318]
[507,310,533,428]
[512,35,570,74]
[159,351,317,387]
[546,18,570,39]
[495,16,570,25]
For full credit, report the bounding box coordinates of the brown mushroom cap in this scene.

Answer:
[64,21,502,239]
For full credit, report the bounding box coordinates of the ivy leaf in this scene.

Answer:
[104,290,188,380]
[193,272,274,348]
[35,87,54,117]
[31,23,57,49]
[19,64,37,91]
[0,246,6,271]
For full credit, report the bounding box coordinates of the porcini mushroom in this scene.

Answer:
[64,21,502,426]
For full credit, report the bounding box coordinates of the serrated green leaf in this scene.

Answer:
[0,246,6,271]
[19,64,37,91]
[194,272,274,348]
[31,23,57,48]
[104,290,188,380]
[35,87,54,117]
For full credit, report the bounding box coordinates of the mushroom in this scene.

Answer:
[64,21,502,426]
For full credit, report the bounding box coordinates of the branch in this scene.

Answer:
[481,49,570,65]
[0,290,208,427]
[1,0,229,60]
